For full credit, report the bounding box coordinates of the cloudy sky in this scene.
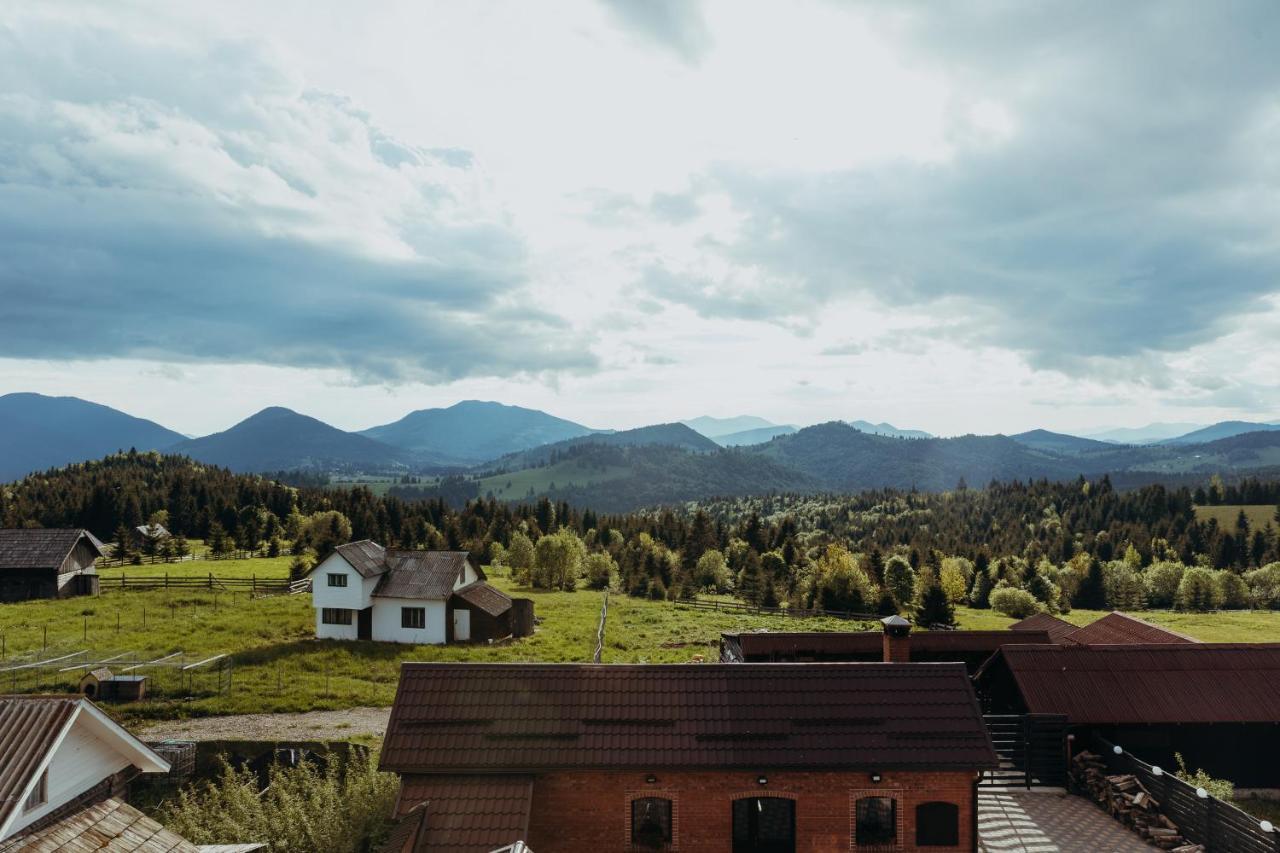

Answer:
[2,0,1278,437]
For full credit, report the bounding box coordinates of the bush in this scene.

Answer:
[532,528,585,590]
[990,587,1040,618]
[1175,752,1234,801]
[583,551,617,590]
[1244,562,1280,609]
[1143,561,1185,608]
[810,544,879,613]
[883,555,916,606]
[157,752,398,852]
[1176,568,1222,612]
[1103,561,1145,610]
[693,550,732,593]
[1215,570,1250,609]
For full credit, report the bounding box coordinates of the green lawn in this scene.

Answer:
[4,572,1280,722]
[97,554,293,582]
[1194,504,1278,532]
[476,459,631,500]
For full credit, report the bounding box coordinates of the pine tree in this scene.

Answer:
[1074,557,1107,610]
[113,523,134,565]
[918,577,956,628]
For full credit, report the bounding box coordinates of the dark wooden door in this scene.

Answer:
[732,797,795,853]
[357,607,372,640]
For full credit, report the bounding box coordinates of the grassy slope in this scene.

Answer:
[475,460,632,500]
[3,567,1280,721]
[1194,504,1278,532]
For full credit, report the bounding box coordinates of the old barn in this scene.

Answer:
[0,528,103,602]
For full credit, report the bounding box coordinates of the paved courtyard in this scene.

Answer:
[979,791,1153,852]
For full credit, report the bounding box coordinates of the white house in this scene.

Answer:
[308,541,522,644]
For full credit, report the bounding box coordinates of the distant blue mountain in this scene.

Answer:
[1011,429,1117,454]
[714,425,798,447]
[847,420,933,439]
[682,415,778,439]
[1160,421,1280,445]
[0,393,186,482]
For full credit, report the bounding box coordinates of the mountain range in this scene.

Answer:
[3,392,1280,512]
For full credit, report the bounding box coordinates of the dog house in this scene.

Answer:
[79,667,147,702]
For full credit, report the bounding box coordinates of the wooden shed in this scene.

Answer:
[0,529,103,602]
[79,668,147,702]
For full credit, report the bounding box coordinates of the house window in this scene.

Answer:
[631,797,673,849]
[402,607,426,629]
[326,573,347,587]
[732,797,794,853]
[24,770,47,812]
[321,608,352,625]
[855,797,897,847]
[915,802,959,846]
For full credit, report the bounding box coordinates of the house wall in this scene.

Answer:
[372,598,447,644]
[453,560,479,590]
[311,553,379,640]
[59,540,99,576]
[8,719,134,836]
[519,768,978,852]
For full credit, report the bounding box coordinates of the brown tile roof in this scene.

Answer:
[452,582,512,618]
[722,630,1051,660]
[375,552,472,600]
[334,540,387,578]
[0,797,198,851]
[1008,612,1079,643]
[0,696,79,834]
[385,776,533,853]
[0,529,104,571]
[980,643,1280,724]
[380,663,997,773]
[1063,611,1197,645]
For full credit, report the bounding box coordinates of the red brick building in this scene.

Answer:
[379,661,997,852]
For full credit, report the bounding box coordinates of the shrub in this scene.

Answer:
[990,587,1040,618]
[583,551,617,590]
[1215,570,1250,609]
[1175,752,1234,801]
[810,544,879,613]
[693,550,732,593]
[1103,561,1145,610]
[1143,561,1185,608]
[532,528,585,590]
[1244,562,1280,609]
[157,752,397,853]
[1176,568,1222,612]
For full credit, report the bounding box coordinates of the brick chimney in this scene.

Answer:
[881,615,912,663]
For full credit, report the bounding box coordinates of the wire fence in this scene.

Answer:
[1085,733,1279,853]
[0,648,233,697]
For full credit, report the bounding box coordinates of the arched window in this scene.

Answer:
[631,797,673,849]
[915,801,960,846]
[855,796,897,846]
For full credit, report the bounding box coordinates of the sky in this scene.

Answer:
[1,0,1278,438]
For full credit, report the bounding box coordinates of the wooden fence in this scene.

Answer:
[100,573,310,598]
[980,714,1069,789]
[1088,734,1279,853]
[675,596,877,622]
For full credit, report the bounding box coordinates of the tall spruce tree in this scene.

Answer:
[1074,557,1107,610]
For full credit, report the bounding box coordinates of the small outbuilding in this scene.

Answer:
[0,528,103,602]
[78,668,147,702]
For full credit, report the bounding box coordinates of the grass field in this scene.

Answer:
[4,567,1280,722]
[476,459,631,500]
[97,554,293,581]
[1194,504,1279,532]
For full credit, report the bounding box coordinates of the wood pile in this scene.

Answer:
[1071,751,1205,852]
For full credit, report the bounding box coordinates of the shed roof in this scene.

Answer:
[380,662,997,773]
[452,582,513,618]
[0,797,198,852]
[722,629,1051,659]
[980,643,1280,724]
[0,529,104,571]
[1007,612,1079,643]
[1063,612,1197,645]
[375,552,475,600]
[333,540,388,579]
[384,776,533,853]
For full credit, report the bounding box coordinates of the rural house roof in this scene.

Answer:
[135,523,170,540]
[0,695,170,839]
[977,644,1280,724]
[1063,611,1197,645]
[721,629,1052,661]
[1007,611,1079,643]
[452,581,513,618]
[375,551,478,600]
[380,663,997,773]
[384,776,534,853]
[333,540,388,578]
[0,528,104,571]
[0,797,200,852]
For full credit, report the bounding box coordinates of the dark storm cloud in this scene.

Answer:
[0,19,596,382]
[597,0,712,64]
[643,1,1280,374]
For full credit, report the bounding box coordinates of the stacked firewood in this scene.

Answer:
[1071,751,1205,852]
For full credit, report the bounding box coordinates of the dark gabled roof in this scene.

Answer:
[380,663,997,773]
[0,797,199,852]
[0,528,104,571]
[0,696,79,832]
[384,776,533,853]
[1008,612,1078,643]
[375,552,473,600]
[722,630,1051,659]
[980,644,1280,724]
[1064,611,1197,645]
[452,581,512,618]
[333,540,388,578]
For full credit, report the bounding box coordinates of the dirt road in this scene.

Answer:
[134,707,392,742]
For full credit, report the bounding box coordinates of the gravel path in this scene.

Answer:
[134,707,392,742]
